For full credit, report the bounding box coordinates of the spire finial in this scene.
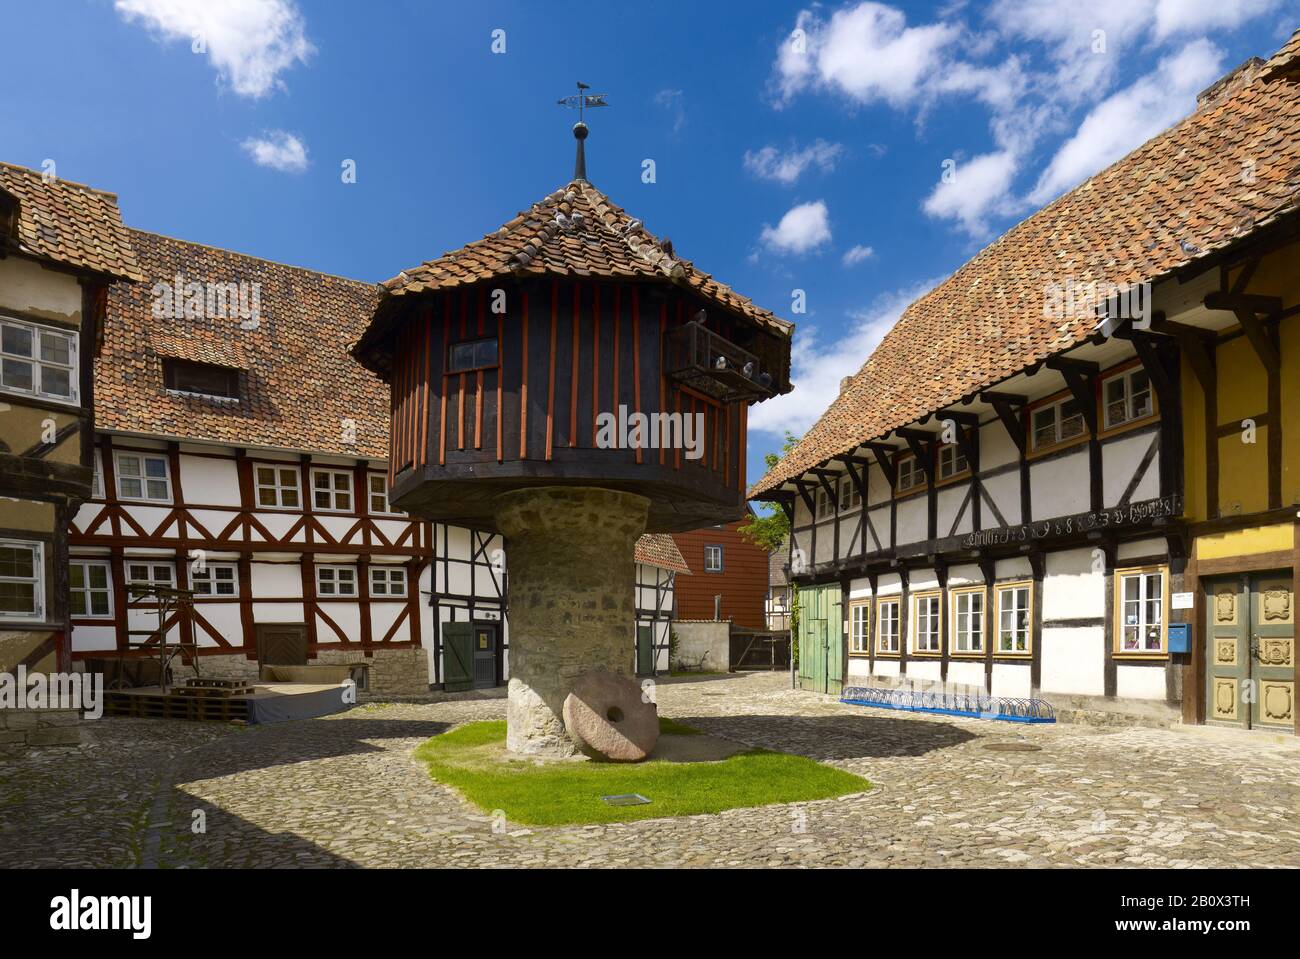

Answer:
[556,82,608,182]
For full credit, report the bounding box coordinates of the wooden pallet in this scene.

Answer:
[104,691,250,722]
[173,684,254,698]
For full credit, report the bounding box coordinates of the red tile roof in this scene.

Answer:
[634,533,691,574]
[751,30,1300,498]
[0,161,142,282]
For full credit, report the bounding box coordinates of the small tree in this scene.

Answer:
[738,430,801,552]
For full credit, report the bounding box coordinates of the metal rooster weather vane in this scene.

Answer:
[556,81,608,122]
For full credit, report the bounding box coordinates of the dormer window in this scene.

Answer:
[163,359,239,400]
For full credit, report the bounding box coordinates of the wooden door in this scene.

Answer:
[472,624,498,688]
[1205,573,1295,730]
[796,584,842,695]
[442,621,474,692]
[635,624,655,676]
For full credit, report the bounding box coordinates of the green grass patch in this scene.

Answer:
[414,720,869,826]
[657,717,701,736]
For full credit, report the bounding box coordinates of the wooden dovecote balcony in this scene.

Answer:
[663,319,776,403]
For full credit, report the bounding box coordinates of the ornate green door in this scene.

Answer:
[1205,573,1295,730]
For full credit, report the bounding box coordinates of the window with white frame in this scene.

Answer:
[996,583,1032,653]
[255,465,300,509]
[937,443,968,480]
[115,452,172,502]
[839,475,861,509]
[704,545,724,572]
[369,566,407,597]
[0,317,77,403]
[1030,397,1086,450]
[896,455,924,492]
[849,601,870,653]
[952,588,984,653]
[816,485,833,519]
[311,469,353,512]
[0,540,45,621]
[368,474,398,514]
[1103,368,1154,430]
[876,598,900,653]
[1118,568,1165,653]
[91,453,104,499]
[912,592,941,653]
[69,559,112,618]
[191,562,238,597]
[126,562,174,598]
[316,565,357,596]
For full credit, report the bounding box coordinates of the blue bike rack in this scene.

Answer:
[841,685,1056,723]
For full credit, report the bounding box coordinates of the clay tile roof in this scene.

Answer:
[376,179,792,338]
[97,230,388,457]
[0,161,142,282]
[634,532,691,574]
[751,30,1300,499]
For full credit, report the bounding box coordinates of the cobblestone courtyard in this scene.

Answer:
[2,672,1297,868]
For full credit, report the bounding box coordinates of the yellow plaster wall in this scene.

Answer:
[0,499,55,532]
[1194,522,1292,560]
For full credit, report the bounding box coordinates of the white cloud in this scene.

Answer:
[749,280,940,435]
[654,88,686,134]
[1152,0,1281,40]
[774,3,962,107]
[759,200,832,255]
[744,140,845,184]
[922,150,1019,237]
[842,244,875,266]
[241,131,309,172]
[1029,39,1224,204]
[115,0,314,98]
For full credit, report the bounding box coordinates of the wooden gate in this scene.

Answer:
[1205,572,1295,730]
[796,584,843,695]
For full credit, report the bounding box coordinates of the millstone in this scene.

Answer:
[562,670,659,762]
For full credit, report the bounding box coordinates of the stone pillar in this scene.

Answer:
[493,486,649,756]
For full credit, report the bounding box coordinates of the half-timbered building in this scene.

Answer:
[67,228,687,694]
[0,162,140,682]
[751,33,1300,734]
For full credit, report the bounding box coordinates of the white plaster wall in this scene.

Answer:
[848,577,872,601]
[196,602,244,647]
[948,563,982,588]
[181,455,240,507]
[251,602,305,623]
[122,505,173,537]
[1103,431,1159,508]
[369,602,407,641]
[937,485,970,536]
[947,660,985,688]
[250,563,302,598]
[910,569,940,592]
[1030,448,1090,519]
[1116,664,1168,700]
[1040,626,1105,695]
[847,658,872,679]
[876,573,903,597]
[71,625,117,652]
[995,557,1033,580]
[908,659,942,682]
[983,471,1021,526]
[980,420,1018,471]
[896,497,927,546]
[0,255,81,317]
[319,603,362,643]
[1042,548,1104,620]
[991,662,1032,698]
[868,506,890,550]
[1118,537,1166,562]
[874,658,900,678]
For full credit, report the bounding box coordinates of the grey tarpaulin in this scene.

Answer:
[245,684,353,724]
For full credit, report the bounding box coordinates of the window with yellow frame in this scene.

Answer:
[994,581,1033,655]
[875,596,900,654]
[849,599,870,655]
[1115,565,1168,655]
[911,590,942,654]
[950,585,986,655]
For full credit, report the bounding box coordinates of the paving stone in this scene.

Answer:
[0,672,1296,868]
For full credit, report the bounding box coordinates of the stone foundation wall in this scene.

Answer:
[0,708,83,752]
[169,646,431,697]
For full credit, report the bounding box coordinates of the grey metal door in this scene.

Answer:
[473,624,499,688]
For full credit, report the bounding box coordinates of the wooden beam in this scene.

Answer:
[1046,357,1099,435]
[1231,307,1280,373]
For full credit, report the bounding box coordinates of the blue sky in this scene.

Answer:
[3,1,1296,489]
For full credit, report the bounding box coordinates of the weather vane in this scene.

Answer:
[556,81,608,123]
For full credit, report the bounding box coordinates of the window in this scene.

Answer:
[311,468,353,512]
[839,476,861,510]
[876,598,900,654]
[849,601,870,654]
[256,465,300,509]
[115,452,172,502]
[704,545,724,572]
[369,566,407,597]
[896,454,924,492]
[0,317,77,403]
[952,588,984,653]
[816,486,833,519]
[191,563,238,597]
[1103,368,1154,429]
[163,359,239,399]
[1031,397,1086,451]
[448,337,499,373]
[1117,568,1165,654]
[70,560,112,618]
[996,583,1032,654]
[368,474,398,514]
[937,443,968,480]
[126,562,174,598]
[317,565,357,596]
[912,591,941,653]
[0,540,44,621]
[91,453,103,499]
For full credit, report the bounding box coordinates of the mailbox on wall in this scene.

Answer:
[1167,623,1191,654]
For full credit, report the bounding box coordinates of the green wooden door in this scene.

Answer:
[796,584,843,695]
[442,621,474,692]
[1205,573,1295,730]
[635,624,655,676]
